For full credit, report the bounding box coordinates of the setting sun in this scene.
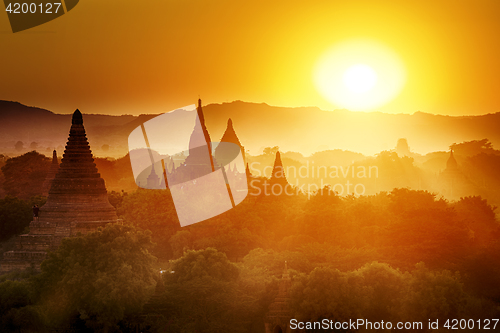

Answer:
[313,40,406,111]
[343,64,378,93]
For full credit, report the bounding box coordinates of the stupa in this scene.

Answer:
[265,263,294,333]
[184,98,215,173]
[0,109,119,273]
[41,150,59,197]
[250,151,292,198]
[166,99,215,186]
[437,149,470,199]
[215,118,245,162]
[269,151,289,188]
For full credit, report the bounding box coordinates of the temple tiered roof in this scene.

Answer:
[0,109,118,273]
[40,109,118,224]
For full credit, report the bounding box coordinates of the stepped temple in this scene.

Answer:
[265,263,295,333]
[437,149,474,199]
[0,109,119,273]
[142,99,248,189]
[143,99,216,188]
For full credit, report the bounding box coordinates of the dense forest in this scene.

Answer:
[0,147,499,332]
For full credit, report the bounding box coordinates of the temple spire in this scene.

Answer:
[1,109,118,273]
[264,261,292,332]
[41,150,60,196]
[72,109,83,125]
[446,149,458,170]
[147,163,160,189]
[270,151,288,187]
[215,117,245,169]
[187,99,215,172]
[220,118,243,151]
[41,109,118,224]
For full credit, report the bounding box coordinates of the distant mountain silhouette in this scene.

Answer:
[1,100,500,157]
[203,101,500,156]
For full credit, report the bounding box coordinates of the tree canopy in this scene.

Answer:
[33,223,157,332]
[1,151,51,200]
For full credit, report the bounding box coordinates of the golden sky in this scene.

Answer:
[1,0,499,116]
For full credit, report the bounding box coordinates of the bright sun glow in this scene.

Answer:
[343,64,378,93]
[314,40,406,111]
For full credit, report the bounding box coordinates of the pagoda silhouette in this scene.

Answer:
[1,110,119,273]
[265,262,295,333]
[437,149,474,199]
[41,149,59,197]
[143,99,248,191]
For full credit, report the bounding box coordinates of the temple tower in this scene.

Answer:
[146,163,161,189]
[179,99,214,180]
[265,262,296,333]
[270,151,289,188]
[39,109,118,227]
[41,150,59,196]
[0,110,119,273]
[437,149,470,199]
[215,118,245,162]
[446,149,458,171]
[167,99,215,186]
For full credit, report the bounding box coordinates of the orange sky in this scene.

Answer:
[1,0,499,116]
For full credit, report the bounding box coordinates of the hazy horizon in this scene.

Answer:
[3,98,499,118]
[2,1,500,116]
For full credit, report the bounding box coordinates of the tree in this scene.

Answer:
[0,196,44,241]
[453,196,498,245]
[0,154,8,198]
[399,263,470,325]
[396,138,411,156]
[0,196,31,241]
[383,189,470,269]
[34,223,157,332]
[1,151,51,200]
[350,262,408,322]
[118,189,180,259]
[14,141,23,152]
[0,280,44,332]
[459,242,500,305]
[107,190,127,209]
[388,188,447,216]
[290,266,363,323]
[290,262,491,331]
[450,139,497,157]
[263,146,279,156]
[169,230,193,258]
[156,248,259,333]
[29,142,38,150]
